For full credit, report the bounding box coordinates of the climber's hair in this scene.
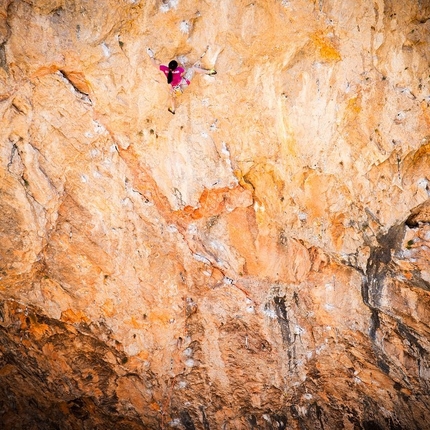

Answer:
[167,60,178,84]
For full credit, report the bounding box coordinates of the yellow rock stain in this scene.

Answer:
[311,32,342,62]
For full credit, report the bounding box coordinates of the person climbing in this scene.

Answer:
[147,47,216,114]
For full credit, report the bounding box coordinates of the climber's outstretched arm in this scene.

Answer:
[147,48,160,68]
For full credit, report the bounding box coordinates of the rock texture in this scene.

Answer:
[1,0,430,428]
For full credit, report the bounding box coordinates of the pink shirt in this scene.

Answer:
[160,65,185,86]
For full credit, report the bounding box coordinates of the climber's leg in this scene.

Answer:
[184,66,216,85]
[191,66,217,76]
[168,90,177,114]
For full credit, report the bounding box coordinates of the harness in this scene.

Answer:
[172,78,191,95]
[172,85,183,95]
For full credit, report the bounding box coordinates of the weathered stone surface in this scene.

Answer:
[0,0,430,428]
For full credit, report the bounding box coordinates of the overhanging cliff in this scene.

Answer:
[0,0,430,428]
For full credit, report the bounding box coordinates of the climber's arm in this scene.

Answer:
[147,48,160,68]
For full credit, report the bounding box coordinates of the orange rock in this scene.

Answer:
[1,0,430,428]
[60,309,89,324]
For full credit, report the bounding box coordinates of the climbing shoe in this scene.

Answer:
[207,69,217,76]
[168,107,175,114]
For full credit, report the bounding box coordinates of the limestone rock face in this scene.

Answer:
[1,0,430,428]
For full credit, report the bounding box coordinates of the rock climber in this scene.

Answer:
[147,48,216,114]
